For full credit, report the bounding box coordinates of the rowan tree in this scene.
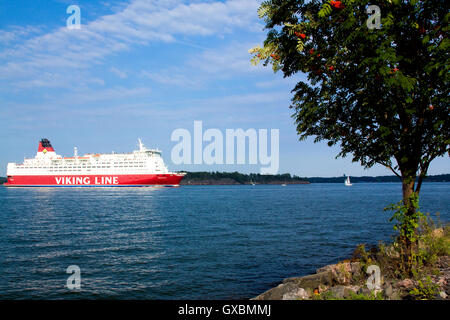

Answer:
[250,0,449,273]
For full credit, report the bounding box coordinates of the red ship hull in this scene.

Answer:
[4,174,185,187]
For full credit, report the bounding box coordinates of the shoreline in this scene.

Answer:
[180,179,310,185]
[2,174,450,186]
[252,258,450,300]
[252,228,450,300]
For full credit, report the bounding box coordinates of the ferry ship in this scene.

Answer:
[4,139,186,187]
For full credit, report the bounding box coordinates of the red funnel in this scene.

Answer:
[38,138,55,152]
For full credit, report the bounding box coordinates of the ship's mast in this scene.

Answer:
[138,138,145,151]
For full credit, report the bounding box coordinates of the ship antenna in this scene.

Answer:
[138,138,144,151]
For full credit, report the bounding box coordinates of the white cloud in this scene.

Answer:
[141,69,203,88]
[109,66,128,79]
[0,25,44,44]
[139,41,272,89]
[0,0,260,89]
[187,41,268,76]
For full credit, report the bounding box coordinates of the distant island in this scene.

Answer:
[180,172,310,185]
[304,173,450,184]
[179,172,450,185]
[1,173,449,186]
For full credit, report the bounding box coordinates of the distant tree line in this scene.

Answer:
[1,174,448,185]
[182,171,308,184]
[307,174,450,183]
[179,172,450,184]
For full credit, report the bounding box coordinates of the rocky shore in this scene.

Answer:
[253,257,449,300]
[253,228,450,300]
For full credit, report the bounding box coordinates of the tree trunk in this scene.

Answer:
[401,178,416,275]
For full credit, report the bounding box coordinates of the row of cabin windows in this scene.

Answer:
[16,165,149,170]
[17,164,150,168]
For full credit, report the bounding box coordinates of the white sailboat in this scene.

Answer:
[345,176,352,186]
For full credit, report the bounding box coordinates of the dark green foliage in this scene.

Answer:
[409,276,440,300]
[181,171,308,184]
[252,0,449,275]
[252,0,449,188]
[179,173,450,184]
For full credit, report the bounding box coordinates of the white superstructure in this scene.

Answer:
[7,139,169,177]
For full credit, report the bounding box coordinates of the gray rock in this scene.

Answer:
[345,286,360,298]
[283,271,333,289]
[316,265,333,274]
[350,262,361,276]
[383,283,393,299]
[328,286,347,299]
[317,262,352,285]
[254,280,315,300]
[327,285,358,299]
[389,290,402,300]
[282,288,309,300]
[253,282,297,300]
[438,291,448,300]
[395,278,414,290]
[357,287,372,296]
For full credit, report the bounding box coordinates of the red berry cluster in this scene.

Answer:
[295,31,306,39]
[330,1,345,9]
[270,53,280,60]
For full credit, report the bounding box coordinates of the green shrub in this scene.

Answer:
[347,291,384,300]
[409,276,440,300]
[312,290,384,300]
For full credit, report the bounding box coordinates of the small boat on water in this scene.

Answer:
[345,176,352,186]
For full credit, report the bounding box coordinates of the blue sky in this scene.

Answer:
[0,0,448,177]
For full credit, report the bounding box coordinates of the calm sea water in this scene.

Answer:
[0,183,448,300]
